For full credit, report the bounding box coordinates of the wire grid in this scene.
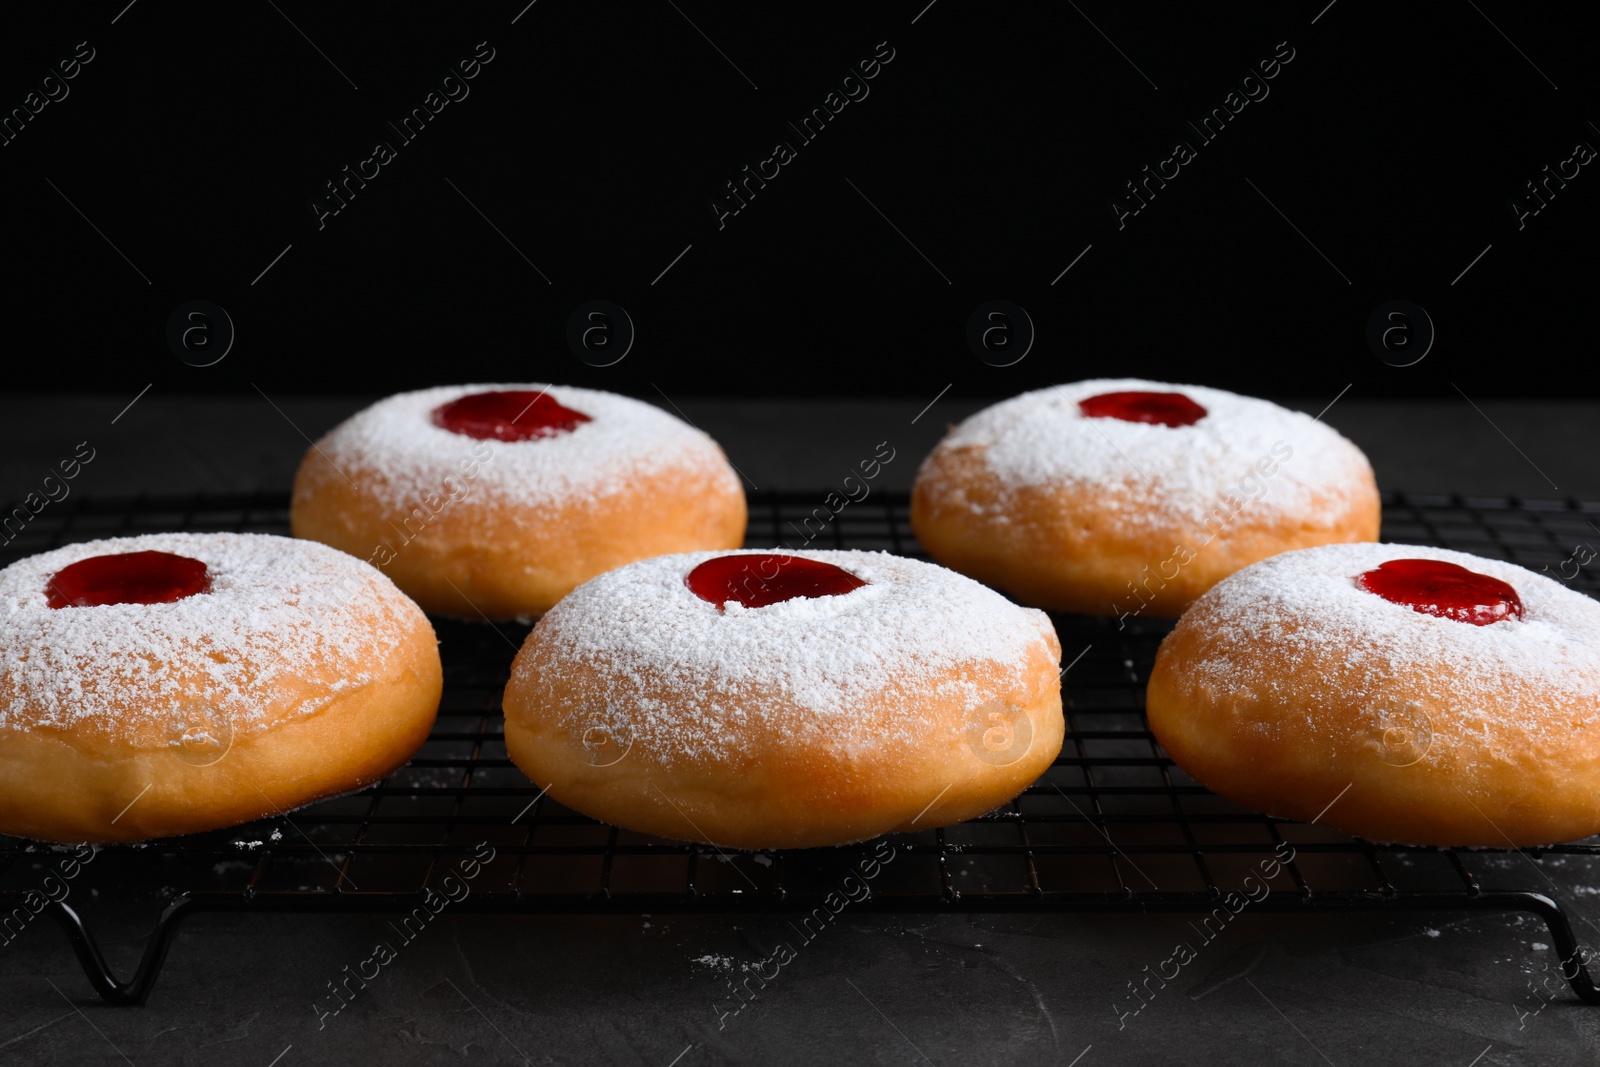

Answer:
[1,490,1599,915]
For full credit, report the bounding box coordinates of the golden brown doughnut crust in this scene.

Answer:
[505,653,1063,851]
[912,453,1379,616]
[0,627,440,843]
[1146,544,1600,846]
[293,457,747,620]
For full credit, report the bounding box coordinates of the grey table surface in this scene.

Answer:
[2,393,1599,1067]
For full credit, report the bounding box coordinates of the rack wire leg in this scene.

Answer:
[47,898,193,1006]
[1515,892,1600,1005]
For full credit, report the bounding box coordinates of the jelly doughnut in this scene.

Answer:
[0,533,441,843]
[911,379,1380,616]
[291,384,747,620]
[502,549,1063,848]
[1147,543,1600,845]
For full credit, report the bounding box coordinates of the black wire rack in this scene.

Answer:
[3,491,1599,1006]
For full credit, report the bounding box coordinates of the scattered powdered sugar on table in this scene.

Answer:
[515,550,1058,765]
[302,383,740,512]
[925,378,1372,530]
[0,532,421,742]
[1178,542,1600,744]
[691,953,736,970]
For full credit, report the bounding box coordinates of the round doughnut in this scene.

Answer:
[911,379,1380,616]
[0,533,442,843]
[501,549,1063,849]
[1146,542,1600,846]
[291,384,747,620]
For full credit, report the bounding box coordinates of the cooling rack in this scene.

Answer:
[2,490,1598,1005]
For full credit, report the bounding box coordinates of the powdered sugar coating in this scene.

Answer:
[512,550,1059,765]
[1177,542,1600,737]
[0,533,425,742]
[302,384,741,512]
[925,379,1373,530]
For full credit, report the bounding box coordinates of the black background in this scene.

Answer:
[1,1,1594,399]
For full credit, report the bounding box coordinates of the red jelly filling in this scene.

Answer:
[1078,390,1207,427]
[1355,558,1523,625]
[686,554,867,609]
[46,551,211,609]
[431,390,591,442]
